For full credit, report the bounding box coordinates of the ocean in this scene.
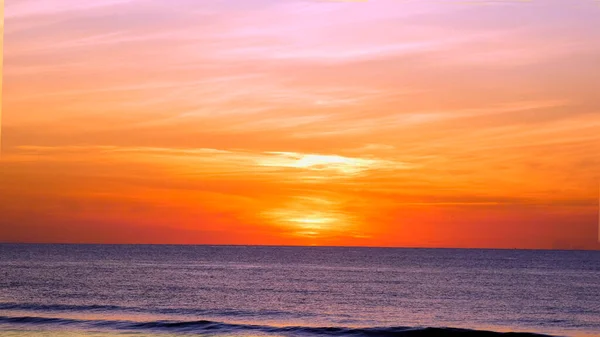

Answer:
[0,244,598,337]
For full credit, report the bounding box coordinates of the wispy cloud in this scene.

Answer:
[5,0,142,19]
[10,145,414,178]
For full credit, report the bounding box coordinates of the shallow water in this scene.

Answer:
[1,244,599,336]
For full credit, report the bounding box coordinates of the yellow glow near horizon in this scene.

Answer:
[265,209,340,235]
[261,196,355,238]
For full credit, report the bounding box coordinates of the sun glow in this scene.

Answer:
[266,209,339,234]
[262,196,355,238]
[259,152,379,175]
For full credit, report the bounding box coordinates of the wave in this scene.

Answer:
[0,302,298,318]
[0,315,555,337]
[0,303,123,312]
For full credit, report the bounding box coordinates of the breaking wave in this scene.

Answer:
[0,315,555,336]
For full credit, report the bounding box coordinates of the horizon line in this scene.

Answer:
[1,242,599,252]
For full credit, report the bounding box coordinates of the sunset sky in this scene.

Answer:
[1,0,600,249]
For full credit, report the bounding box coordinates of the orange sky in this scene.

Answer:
[1,0,600,249]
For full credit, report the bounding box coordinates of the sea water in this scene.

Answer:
[0,244,599,336]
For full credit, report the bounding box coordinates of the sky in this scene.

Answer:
[1,0,600,249]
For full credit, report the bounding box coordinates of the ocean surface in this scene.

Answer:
[0,244,599,337]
